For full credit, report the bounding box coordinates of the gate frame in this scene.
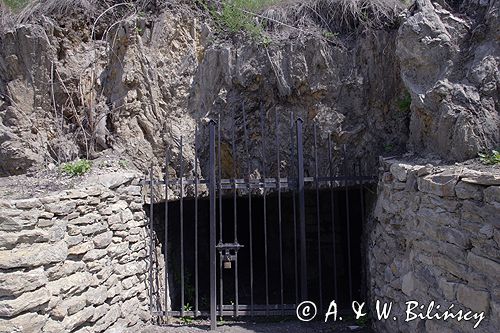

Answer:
[145,110,377,331]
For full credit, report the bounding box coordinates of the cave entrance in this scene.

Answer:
[145,117,377,329]
[151,186,373,316]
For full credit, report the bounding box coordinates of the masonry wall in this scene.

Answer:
[0,173,151,333]
[369,159,499,333]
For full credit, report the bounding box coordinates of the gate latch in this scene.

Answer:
[216,242,244,269]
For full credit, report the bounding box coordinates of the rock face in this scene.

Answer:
[397,0,500,160]
[0,1,411,178]
[0,172,151,333]
[370,158,499,332]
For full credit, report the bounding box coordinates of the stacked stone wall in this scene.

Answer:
[369,159,499,332]
[0,172,151,333]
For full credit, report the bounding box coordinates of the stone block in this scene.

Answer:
[44,201,77,215]
[46,272,93,297]
[0,312,47,333]
[82,249,107,261]
[455,181,484,200]
[390,163,414,182]
[418,173,458,197]
[62,306,95,331]
[0,287,50,317]
[457,284,489,313]
[483,186,500,204]
[0,267,47,297]
[93,231,113,248]
[0,241,67,269]
[68,241,94,255]
[467,252,500,280]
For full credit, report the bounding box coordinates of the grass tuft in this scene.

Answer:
[61,159,92,176]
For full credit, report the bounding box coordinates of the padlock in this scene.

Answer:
[224,261,232,269]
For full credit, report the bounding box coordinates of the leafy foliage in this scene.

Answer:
[478,150,500,165]
[3,0,31,12]
[61,159,92,176]
[398,92,411,113]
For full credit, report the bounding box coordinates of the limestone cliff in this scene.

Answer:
[0,0,498,178]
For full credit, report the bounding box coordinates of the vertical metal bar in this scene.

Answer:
[194,126,199,317]
[164,148,169,322]
[209,120,217,331]
[290,113,298,305]
[149,163,155,314]
[217,115,223,318]
[260,103,269,315]
[328,135,338,301]
[179,137,185,317]
[232,109,239,318]
[343,144,353,303]
[243,106,254,317]
[296,118,307,301]
[359,160,366,228]
[313,124,323,311]
[276,110,284,315]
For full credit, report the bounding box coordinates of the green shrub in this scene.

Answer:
[398,92,411,113]
[478,150,500,165]
[3,0,31,12]
[204,0,281,38]
[61,159,92,176]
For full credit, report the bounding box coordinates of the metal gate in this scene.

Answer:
[145,105,377,330]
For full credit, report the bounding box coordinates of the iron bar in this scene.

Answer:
[296,118,307,301]
[209,120,217,331]
[194,126,199,317]
[313,123,323,311]
[217,115,223,318]
[232,108,239,318]
[343,144,353,303]
[276,111,284,315]
[164,147,170,323]
[328,135,338,301]
[179,136,185,317]
[149,163,154,314]
[243,106,254,317]
[290,112,299,305]
[259,103,269,315]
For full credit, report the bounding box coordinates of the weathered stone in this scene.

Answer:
[80,222,107,235]
[107,242,129,257]
[82,249,107,262]
[44,201,77,215]
[62,306,95,331]
[455,181,483,200]
[0,267,47,297]
[389,163,414,182]
[85,172,137,189]
[92,231,113,249]
[456,284,489,313]
[84,286,107,306]
[467,252,500,280]
[462,174,500,186]
[46,272,93,297]
[15,198,42,209]
[0,287,50,317]
[68,241,94,255]
[94,303,121,332]
[69,213,101,225]
[46,261,86,281]
[418,173,458,197]
[483,186,500,204]
[0,211,36,231]
[52,296,87,319]
[66,233,84,246]
[42,319,64,332]
[0,312,47,333]
[0,241,67,269]
[91,303,110,322]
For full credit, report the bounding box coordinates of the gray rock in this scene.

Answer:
[0,267,47,297]
[455,181,483,200]
[44,201,77,215]
[418,173,458,197]
[62,306,95,331]
[0,312,47,333]
[0,240,67,269]
[0,287,50,317]
[93,231,113,248]
[456,284,490,313]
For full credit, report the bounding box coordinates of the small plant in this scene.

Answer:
[478,150,500,165]
[397,92,411,113]
[118,160,129,169]
[322,30,338,39]
[355,314,370,327]
[383,143,394,153]
[61,159,91,176]
[180,303,194,325]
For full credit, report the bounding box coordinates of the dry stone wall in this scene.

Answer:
[369,158,499,332]
[0,172,151,333]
